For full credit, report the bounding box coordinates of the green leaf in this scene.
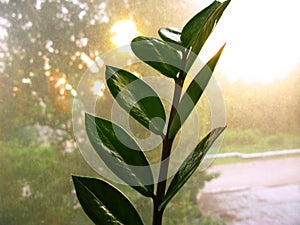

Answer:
[185,0,231,70]
[158,27,182,45]
[181,1,221,48]
[85,113,154,197]
[168,44,225,139]
[72,176,144,225]
[106,66,166,135]
[131,36,181,79]
[159,126,226,211]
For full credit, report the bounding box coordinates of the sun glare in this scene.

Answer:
[197,0,300,84]
[110,20,139,47]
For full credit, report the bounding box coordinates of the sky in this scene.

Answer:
[111,0,300,84]
[1,0,299,84]
[198,0,300,84]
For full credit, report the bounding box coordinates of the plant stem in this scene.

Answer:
[152,50,189,225]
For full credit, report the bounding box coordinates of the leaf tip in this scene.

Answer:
[131,36,145,44]
[217,42,226,55]
[71,175,81,187]
[105,65,118,78]
[84,112,92,120]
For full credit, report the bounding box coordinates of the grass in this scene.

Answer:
[212,129,300,165]
[0,140,222,225]
[1,129,299,224]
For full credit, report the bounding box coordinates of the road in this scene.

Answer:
[197,156,300,225]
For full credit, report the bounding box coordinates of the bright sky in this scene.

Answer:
[111,0,300,84]
[1,1,298,84]
[199,0,300,84]
[110,20,139,47]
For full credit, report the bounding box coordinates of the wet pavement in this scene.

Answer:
[198,156,300,225]
[198,184,300,225]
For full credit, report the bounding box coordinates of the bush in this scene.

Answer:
[223,129,263,146]
[0,141,94,225]
[0,141,221,225]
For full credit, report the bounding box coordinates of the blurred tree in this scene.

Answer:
[0,0,197,144]
[2,0,297,144]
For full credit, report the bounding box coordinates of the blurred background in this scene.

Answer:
[0,0,299,224]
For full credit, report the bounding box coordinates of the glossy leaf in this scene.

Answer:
[106,66,166,135]
[185,0,231,70]
[85,113,154,197]
[72,176,144,225]
[168,44,225,139]
[159,126,226,211]
[131,36,181,79]
[191,0,230,55]
[181,1,220,48]
[158,27,182,45]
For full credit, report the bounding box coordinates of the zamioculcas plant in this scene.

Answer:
[72,1,231,224]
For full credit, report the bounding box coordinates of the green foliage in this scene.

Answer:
[0,141,95,225]
[0,0,200,143]
[170,177,219,225]
[213,129,300,164]
[160,127,226,211]
[222,129,300,153]
[158,28,182,45]
[182,1,230,70]
[169,44,226,139]
[15,126,39,146]
[106,65,166,135]
[85,113,154,197]
[121,170,218,225]
[131,36,182,79]
[2,0,299,224]
[0,141,221,225]
[224,129,263,146]
[72,176,144,225]
[181,1,221,48]
[72,1,230,224]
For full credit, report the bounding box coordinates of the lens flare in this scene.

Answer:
[110,20,139,47]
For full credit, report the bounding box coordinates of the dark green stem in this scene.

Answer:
[152,49,189,225]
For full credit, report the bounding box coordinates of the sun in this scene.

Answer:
[110,20,139,47]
